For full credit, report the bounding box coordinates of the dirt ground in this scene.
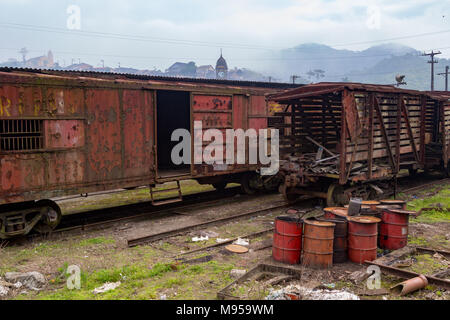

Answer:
[0,180,448,300]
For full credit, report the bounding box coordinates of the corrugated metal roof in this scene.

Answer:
[0,67,301,90]
[268,82,444,102]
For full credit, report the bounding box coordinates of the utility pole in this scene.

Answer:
[438,66,449,91]
[422,50,441,91]
[291,75,300,84]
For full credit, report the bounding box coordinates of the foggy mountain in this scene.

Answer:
[268,43,449,90]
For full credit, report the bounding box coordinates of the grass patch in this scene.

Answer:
[78,237,115,247]
[408,254,448,275]
[60,180,218,215]
[28,262,175,300]
[408,236,429,246]
[407,186,450,223]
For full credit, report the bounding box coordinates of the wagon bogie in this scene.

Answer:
[0,199,61,239]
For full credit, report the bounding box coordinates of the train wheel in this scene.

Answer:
[212,182,227,192]
[34,200,62,234]
[280,184,298,204]
[326,183,348,207]
[241,173,257,195]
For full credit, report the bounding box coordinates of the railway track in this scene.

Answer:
[20,186,249,243]
[127,202,290,247]
[8,172,447,247]
[126,173,448,248]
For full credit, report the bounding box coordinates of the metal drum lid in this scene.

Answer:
[387,209,416,215]
[347,216,381,224]
[380,199,406,205]
[304,219,336,227]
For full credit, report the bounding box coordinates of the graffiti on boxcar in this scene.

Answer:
[33,89,42,116]
[0,96,11,117]
[202,114,232,128]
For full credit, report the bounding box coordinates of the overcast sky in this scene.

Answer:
[0,0,449,71]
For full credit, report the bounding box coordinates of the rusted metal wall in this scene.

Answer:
[271,83,447,185]
[0,70,281,203]
[191,93,268,175]
[0,79,155,203]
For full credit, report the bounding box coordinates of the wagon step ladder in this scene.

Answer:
[150,180,183,206]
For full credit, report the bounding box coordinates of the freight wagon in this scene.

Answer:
[268,83,450,206]
[0,68,298,238]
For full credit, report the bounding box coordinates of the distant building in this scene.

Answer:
[25,50,55,69]
[64,63,94,71]
[216,50,228,79]
[196,65,215,78]
[166,61,197,77]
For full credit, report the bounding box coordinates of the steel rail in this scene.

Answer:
[127,203,289,247]
[365,260,450,290]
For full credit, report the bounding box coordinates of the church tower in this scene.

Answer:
[215,49,228,80]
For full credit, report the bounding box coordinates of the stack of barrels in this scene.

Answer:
[272,198,414,268]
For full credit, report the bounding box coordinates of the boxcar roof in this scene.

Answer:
[268,82,445,102]
[0,67,300,90]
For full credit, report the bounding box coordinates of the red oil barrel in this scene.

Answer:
[317,217,348,263]
[379,209,414,250]
[323,207,348,220]
[348,216,381,264]
[272,216,303,264]
[380,199,407,210]
[302,219,335,269]
[375,205,402,246]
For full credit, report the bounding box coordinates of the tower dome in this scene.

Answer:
[216,50,228,79]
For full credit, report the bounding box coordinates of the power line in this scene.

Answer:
[331,29,450,47]
[0,22,278,51]
[2,21,450,52]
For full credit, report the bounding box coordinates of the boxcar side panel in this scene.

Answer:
[122,89,154,178]
[85,89,122,183]
[248,95,268,131]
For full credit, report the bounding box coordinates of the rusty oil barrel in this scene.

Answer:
[347,216,381,264]
[323,207,348,220]
[317,217,348,263]
[272,216,303,264]
[302,219,335,269]
[379,199,407,210]
[379,209,414,250]
[362,200,380,212]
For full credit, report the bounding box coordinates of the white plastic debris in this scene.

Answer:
[265,284,359,300]
[0,285,9,297]
[192,236,209,242]
[230,269,247,279]
[201,231,219,238]
[233,238,249,246]
[5,272,46,290]
[216,238,230,243]
[93,281,121,294]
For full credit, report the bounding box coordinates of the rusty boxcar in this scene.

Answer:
[268,83,450,206]
[0,68,298,238]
